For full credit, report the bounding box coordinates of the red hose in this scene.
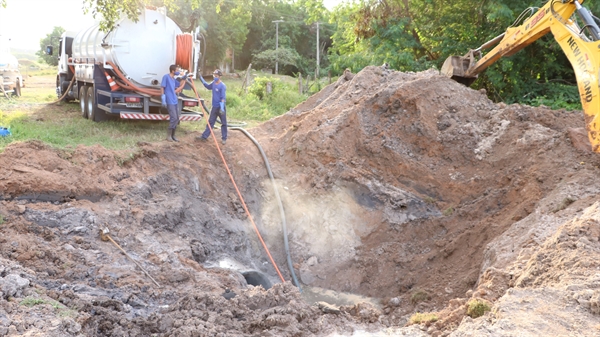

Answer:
[106,61,161,96]
[176,34,193,72]
[188,79,287,284]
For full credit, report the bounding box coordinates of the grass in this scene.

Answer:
[0,70,331,152]
[410,289,430,304]
[443,206,454,216]
[20,296,63,309]
[20,296,77,317]
[409,312,438,324]
[194,69,318,122]
[20,297,46,306]
[0,214,4,225]
[466,299,491,318]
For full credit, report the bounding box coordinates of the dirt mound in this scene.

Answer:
[1,65,600,336]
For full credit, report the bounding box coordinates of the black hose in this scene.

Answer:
[199,100,247,128]
[229,126,302,292]
[198,101,300,290]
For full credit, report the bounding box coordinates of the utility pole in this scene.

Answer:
[272,19,284,74]
[316,22,320,78]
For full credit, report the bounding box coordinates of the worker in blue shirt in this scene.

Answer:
[197,69,227,145]
[161,64,185,142]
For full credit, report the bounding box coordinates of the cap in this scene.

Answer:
[213,69,223,76]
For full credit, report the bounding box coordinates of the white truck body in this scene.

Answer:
[52,8,202,122]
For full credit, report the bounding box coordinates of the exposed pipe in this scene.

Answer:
[230,126,303,292]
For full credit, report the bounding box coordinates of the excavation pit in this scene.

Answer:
[1,67,600,335]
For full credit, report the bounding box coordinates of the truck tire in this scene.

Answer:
[12,82,21,97]
[88,85,114,122]
[80,86,88,119]
[59,76,73,101]
[87,85,96,121]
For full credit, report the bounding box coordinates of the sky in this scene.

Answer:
[0,0,345,51]
[0,0,95,50]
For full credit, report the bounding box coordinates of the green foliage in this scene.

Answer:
[326,0,588,110]
[36,26,65,66]
[0,214,4,225]
[298,0,328,24]
[0,108,183,152]
[20,297,46,307]
[194,75,307,122]
[467,299,491,318]
[240,0,334,76]
[409,312,438,324]
[253,48,299,71]
[83,0,145,31]
[443,207,454,216]
[146,0,253,72]
[20,296,74,317]
[20,297,64,309]
[248,77,281,100]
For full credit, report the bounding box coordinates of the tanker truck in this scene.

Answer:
[46,7,202,122]
[0,39,24,98]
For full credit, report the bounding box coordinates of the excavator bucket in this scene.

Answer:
[441,55,478,87]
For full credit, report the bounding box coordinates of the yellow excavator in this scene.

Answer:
[441,0,600,152]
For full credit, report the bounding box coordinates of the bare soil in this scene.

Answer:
[1,66,600,336]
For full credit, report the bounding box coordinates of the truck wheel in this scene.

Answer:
[80,86,88,119]
[87,85,96,121]
[12,82,21,97]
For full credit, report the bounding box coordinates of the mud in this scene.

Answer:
[1,66,600,336]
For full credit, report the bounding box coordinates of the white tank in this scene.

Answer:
[72,8,181,88]
[0,52,18,69]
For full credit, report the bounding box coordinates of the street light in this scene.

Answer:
[272,19,284,74]
[316,22,320,78]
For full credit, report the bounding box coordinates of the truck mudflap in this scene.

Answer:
[120,113,203,121]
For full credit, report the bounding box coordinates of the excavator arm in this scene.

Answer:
[441,0,600,151]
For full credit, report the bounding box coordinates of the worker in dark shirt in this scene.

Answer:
[197,69,227,145]
[161,64,185,142]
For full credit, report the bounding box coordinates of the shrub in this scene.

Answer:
[20,297,47,307]
[23,297,64,309]
[252,48,298,70]
[443,207,454,216]
[248,77,281,100]
[409,312,438,324]
[410,290,430,304]
[467,299,491,318]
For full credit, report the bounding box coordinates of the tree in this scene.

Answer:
[37,27,65,66]
[325,0,586,109]
[83,0,150,31]
[252,48,299,70]
[237,0,334,76]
